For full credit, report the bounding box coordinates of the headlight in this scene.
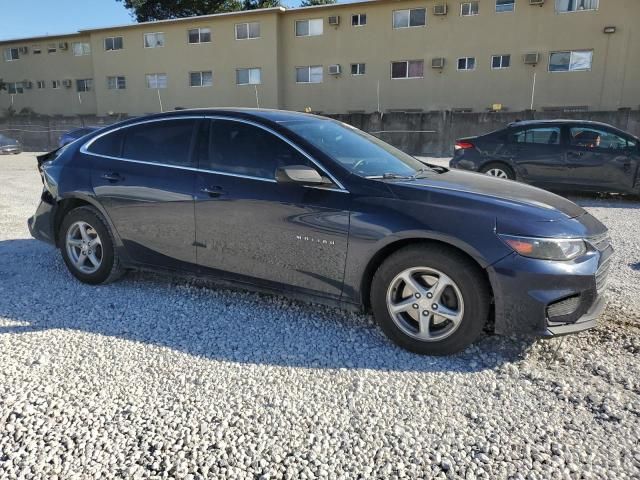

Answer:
[499,234,586,261]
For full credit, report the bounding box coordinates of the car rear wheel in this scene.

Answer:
[480,162,515,180]
[371,245,490,355]
[59,206,124,284]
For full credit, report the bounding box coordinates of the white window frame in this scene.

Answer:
[76,79,93,93]
[36,80,46,89]
[107,76,126,90]
[457,57,476,71]
[555,0,598,13]
[296,65,323,84]
[351,63,366,75]
[188,27,212,44]
[146,73,168,89]
[548,50,593,72]
[4,48,19,62]
[295,19,323,37]
[143,32,165,48]
[72,42,91,56]
[351,13,367,26]
[52,80,61,89]
[7,82,24,94]
[496,0,515,13]
[461,2,479,16]
[104,36,124,51]
[491,54,511,69]
[235,22,260,40]
[47,43,57,54]
[33,45,42,55]
[236,68,262,85]
[391,60,424,79]
[392,8,427,29]
[189,71,213,87]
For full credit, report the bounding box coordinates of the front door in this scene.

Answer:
[193,118,350,300]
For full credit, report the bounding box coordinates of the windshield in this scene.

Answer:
[283,118,427,178]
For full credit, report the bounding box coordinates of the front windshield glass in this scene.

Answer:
[283,118,427,178]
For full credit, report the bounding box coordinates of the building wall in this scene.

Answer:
[0,0,638,117]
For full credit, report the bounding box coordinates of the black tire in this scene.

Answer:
[59,205,124,285]
[370,244,490,355]
[480,162,515,180]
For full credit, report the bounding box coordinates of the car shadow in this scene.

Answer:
[0,238,532,372]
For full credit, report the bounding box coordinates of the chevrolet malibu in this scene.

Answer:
[29,109,613,355]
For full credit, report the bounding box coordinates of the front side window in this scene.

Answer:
[295,19,323,37]
[200,120,311,180]
[107,76,126,90]
[569,127,629,150]
[105,36,124,51]
[393,8,427,28]
[76,79,93,92]
[496,0,515,12]
[296,65,323,83]
[556,0,598,12]
[351,63,366,75]
[352,13,367,26]
[549,50,592,72]
[4,48,19,61]
[122,119,197,167]
[144,32,165,48]
[461,1,479,15]
[7,82,24,94]
[72,42,91,56]
[146,73,167,89]
[236,68,261,85]
[235,22,260,40]
[492,54,511,69]
[189,71,213,87]
[457,57,476,70]
[188,28,212,43]
[391,60,424,79]
[512,127,561,145]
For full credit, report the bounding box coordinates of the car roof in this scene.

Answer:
[125,108,327,125]
[507,119,617,129]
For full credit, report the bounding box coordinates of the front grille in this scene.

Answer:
[547,295,581,320]
[595,254,612,292]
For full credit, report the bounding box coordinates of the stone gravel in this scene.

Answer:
[1,153,639,479]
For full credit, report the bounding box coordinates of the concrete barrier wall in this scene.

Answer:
[1,110,639,155]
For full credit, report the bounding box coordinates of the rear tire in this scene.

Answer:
[480,162,515,180]
[59,206,124,284]
[371,245,490,355]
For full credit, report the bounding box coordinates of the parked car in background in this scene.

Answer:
[450,120,640,195]
[29,109,612,355]
[0,133,22,154]
[58,127,100,147]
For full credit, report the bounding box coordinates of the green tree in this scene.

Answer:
[117,0,282,22]
[299,0,336,6]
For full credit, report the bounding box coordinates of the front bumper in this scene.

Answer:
[28,194,57,245]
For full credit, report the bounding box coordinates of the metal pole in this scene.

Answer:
[254,84,260,109]
[376,80,381,113]
[530,71,537,110]
[157,89,163,112]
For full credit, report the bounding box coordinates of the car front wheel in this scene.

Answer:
[371,245,490,355]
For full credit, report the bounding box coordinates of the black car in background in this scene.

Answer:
[450,120,640,195]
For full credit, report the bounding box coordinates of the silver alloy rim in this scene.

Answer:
[486,168,509,179]
[386,267,465,342]
[65,221,103,274]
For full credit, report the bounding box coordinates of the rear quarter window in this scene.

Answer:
[87,130,123,157]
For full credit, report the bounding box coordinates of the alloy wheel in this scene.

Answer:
[485,168,509,179]
[65,221,103,274]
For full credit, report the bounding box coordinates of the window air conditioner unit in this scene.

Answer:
[328,64,341,75]
[19,46,29,55]
[431,57,445,69]
[433,4,448,15]
[63,79,73,88]
[529,0,544,5]
[523,52,540,65]
[328,15,340,26]
[59,42,69,50]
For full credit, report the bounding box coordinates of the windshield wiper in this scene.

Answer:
[365,172,414,180]
[412,164,448,178]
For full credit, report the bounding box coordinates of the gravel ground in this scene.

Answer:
[1,153,639,480]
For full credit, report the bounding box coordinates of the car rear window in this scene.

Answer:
[121,119,197,167]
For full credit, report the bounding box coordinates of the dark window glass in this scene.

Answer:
[513,127,561,145]
[122,119,197,167]
[409,8,426,26]
[391,61,408,78]
[200,120,310,179]
[88,130,123,157]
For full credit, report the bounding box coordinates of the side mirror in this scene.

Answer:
[275,165,327,185]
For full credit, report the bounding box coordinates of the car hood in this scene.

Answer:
[387,169,586,219]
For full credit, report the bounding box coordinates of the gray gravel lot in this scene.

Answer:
[1,153,639,479]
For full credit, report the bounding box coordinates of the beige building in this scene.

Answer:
[1,0,639,117]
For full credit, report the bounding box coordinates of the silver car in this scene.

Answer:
[0,134,22,154]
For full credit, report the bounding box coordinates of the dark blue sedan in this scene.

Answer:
[28,109,613,355]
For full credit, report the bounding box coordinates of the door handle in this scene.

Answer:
[101,172,123,182]
[200,186,225,198]
[567,151,584,157]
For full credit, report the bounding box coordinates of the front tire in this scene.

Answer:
[480,162,515,180]
[59,206,124,284]
[371,245,490,355]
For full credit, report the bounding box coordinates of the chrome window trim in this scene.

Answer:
[80,115,349,193]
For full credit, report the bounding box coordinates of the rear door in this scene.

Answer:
[509,125,566,185]
[88,117,199,268]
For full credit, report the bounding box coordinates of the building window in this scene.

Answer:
[146,73,168,89]
[496,0,515,12]
[352,14,367,26]
[391,60,424,79]
[76,79,93,92]
[37,81,46,89]
[491,54,511,69]
[104,36,124,51]
[296,65,323,83]
[461,2,479,16]
[33,45,42,54]
[72,42,91,56]
[351,63,366,75]
[47,43,57,54]
[189,71,213,87]
[236,68,261,85]
[3,48,19,62]
[295,19,323,37]
[556,0,598,12]
[52,80,61,89]
[7,82,24,94]
[107,76,126,90]
[235,22,260,40]
[457,57,476,70]
[188,28,212,43]
[549,50,593,71]
[144,32,165,48]
[393,9,426,28]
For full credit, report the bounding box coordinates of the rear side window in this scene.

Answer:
[122,119,197,167]
[199,119,310,179]
[512,127,561,145]
[88,130,123,157]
